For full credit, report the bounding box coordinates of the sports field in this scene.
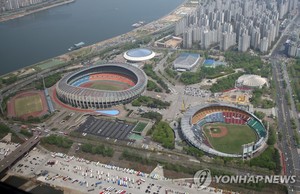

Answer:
[132,122,147,133]
[14,95,43,117]
[81,80,132,91]
[203,123,257,154]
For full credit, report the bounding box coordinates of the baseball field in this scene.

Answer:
[203,123,257,154]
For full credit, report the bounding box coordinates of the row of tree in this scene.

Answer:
[224,51,271,78]
[147,80,162,92]
[250,146,281,174]
[41,134,73,149]
[35,73,62,89]
[148,121,175,149]
[288,59,300,112]
[143,64,170,93]
[141,111,162,123]
[132,96,170,109]
[250,87,275,108]
[210,73,243,92]
[81,143,114,157]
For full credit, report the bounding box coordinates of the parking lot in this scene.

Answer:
[76,116,134,140]
[0,142,18,160]
[7,146,224,194]
[184,86,212,98]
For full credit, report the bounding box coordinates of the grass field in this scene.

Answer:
[14,95,43,117]
[133,122,147,133]
[36,59,64,70]
[88,81,131,91]
[203,123,257,154]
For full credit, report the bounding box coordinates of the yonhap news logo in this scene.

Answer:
[193,169,212,190]
[194,169,296,190]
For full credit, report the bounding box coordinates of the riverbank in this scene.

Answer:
[0,0,195,79]
[0,0,75,23]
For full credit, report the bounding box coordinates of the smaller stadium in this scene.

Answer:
[181,104,268,158]
[7,90,49,119]
[56,63,147,109]
[236,74,268,88]
[173,52,201,71]
[123,48,155,62]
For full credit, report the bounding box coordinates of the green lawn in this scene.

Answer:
[203,123,257,154]
[36,59,64,70]
[89,81,131,91]
[14,95,43,117]
[133,122,147,133]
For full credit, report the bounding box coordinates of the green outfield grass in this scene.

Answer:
[203,123,257,154]
[88,81,131,91]
[14,94,43,117]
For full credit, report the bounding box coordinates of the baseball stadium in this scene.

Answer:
[56,63,147,109]
[181,104,268,158]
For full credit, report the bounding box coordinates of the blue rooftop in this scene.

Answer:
[179,52,200,58]
[126,48,153,57]
[203,59,215,65]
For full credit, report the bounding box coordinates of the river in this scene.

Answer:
[0,0,184,75]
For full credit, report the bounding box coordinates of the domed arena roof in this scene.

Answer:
[237,74,267,88]
[123,48,155,62]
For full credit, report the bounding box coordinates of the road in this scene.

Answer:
[269,18,300,194]
[0,135,40,175]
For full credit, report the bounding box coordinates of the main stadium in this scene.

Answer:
[181,104,268,158]
[56,63,147,108]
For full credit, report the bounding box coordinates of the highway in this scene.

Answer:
[264,5,300,192]
[271,57,300,193]
[0,135,40,176]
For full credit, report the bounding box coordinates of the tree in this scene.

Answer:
[254,111,266,120]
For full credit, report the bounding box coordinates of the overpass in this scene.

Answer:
[0,136,40,177]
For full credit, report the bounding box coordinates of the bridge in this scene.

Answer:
[0,136,40,177]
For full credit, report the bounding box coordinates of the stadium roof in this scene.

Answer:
[173,52,200,71]
[56,63,147,102]
[123,48,155,62]
[236,74,267,88]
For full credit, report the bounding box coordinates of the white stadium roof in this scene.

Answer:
[236,74,268,88]
[123,48,155,62]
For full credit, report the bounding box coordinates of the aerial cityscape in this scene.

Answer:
[0,0,300,194]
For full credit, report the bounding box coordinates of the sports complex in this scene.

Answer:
[181,104,268,158]
[56,63,147,109]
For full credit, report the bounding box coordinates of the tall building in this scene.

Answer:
[288,43,297,57]
[260,37,269,52]
[250,29,261,50]
[183,29,193,49]
[175,18,186,36]
[0,0,49,13]
[174,0,293,52]
[201,30,211,49]
[238,33,250,52]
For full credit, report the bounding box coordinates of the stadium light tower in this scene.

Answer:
[41,75,46,90]
[0,92,3,115]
